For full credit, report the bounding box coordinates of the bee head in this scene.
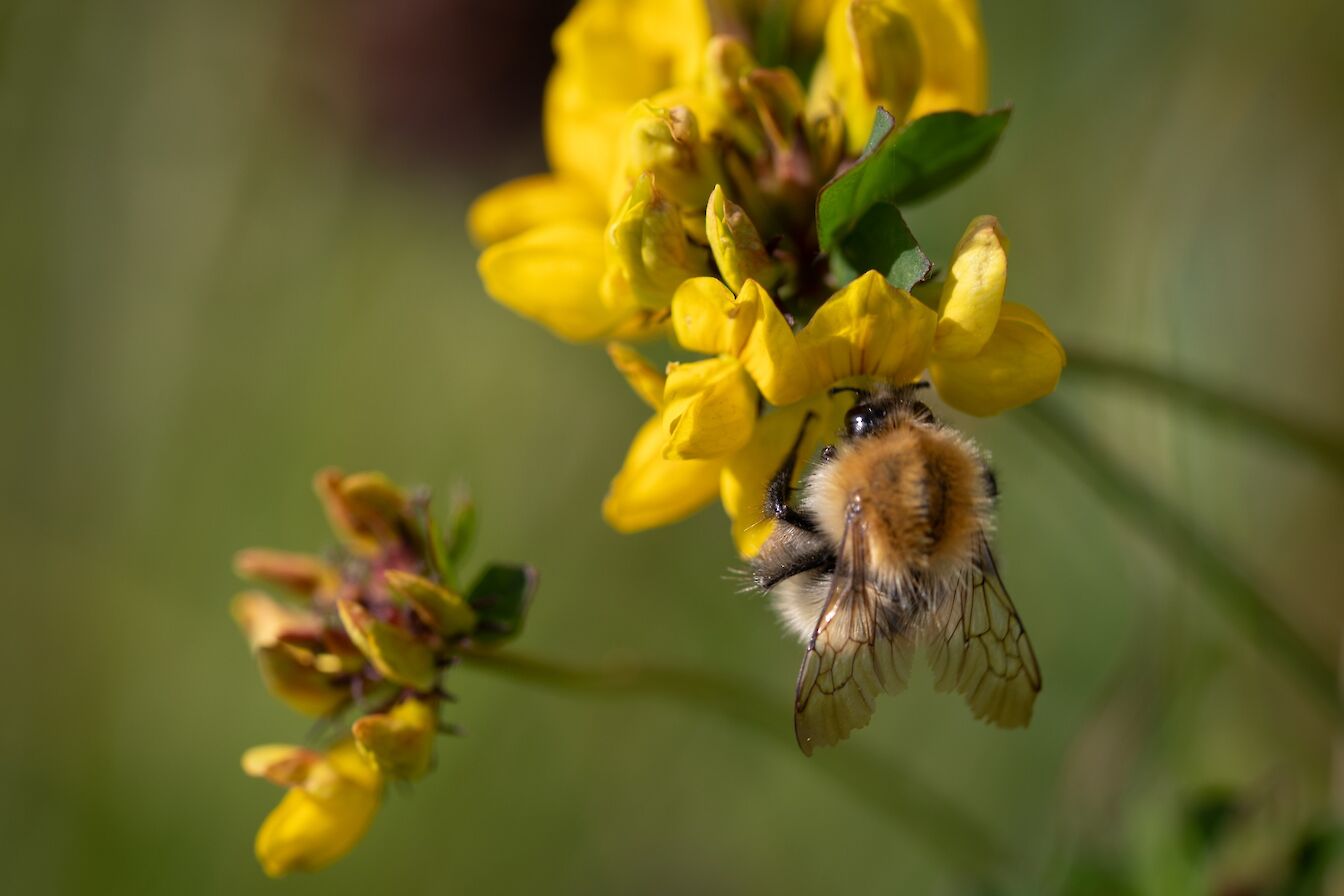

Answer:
[832,382,935,441]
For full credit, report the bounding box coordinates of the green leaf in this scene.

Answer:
[466,563,537,645]
[828,201,931,290]
[817,106,1011,252]
[445,491,476,569]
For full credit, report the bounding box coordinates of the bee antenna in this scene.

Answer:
[828,386,866,397]
[910,380,930,391]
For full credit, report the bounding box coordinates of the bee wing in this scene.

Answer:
[794,504,916,756]
[925,536,1041,727]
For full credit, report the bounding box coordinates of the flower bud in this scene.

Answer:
[314,468,411,555]
[700,36,765,157]
[622,102,723,211]
[233,549,338,600]
[352,697,436,780]
[607,174,710,309]
[705,185,775,293]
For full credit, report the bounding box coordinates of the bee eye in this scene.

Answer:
[844,404,883,439]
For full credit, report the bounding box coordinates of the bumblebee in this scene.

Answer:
[751,383,1041,755]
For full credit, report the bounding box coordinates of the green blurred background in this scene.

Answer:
[4,0,1343,892]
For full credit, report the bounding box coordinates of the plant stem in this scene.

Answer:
[1018,401,1343,723]
[457,644,1013,879]
[1065,349,1344,480]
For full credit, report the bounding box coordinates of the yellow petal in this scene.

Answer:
[898,0,987,121]
[544,0,710,191]
[383,571,477,638]
[231,591,320,649]
[352,698,437,780]
[607,343,666,410]
[935,215,1006,360]
[477,224,629,342]
[242,745,325,790]
[662,357,758,460]
[797,270,937,385]
[670,276,756,356]
[233,550,337,600]
[929,302,1066,416]
[603,415,725,532]
[825,0,924,151]
[336,599,436,692]
[312,469,409,555]
[721,393,851,557]
[467,174,604,246]
[736,280,813,406]
[253,740,381,878]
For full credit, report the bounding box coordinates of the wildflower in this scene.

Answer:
[234,469,537,875]
[473,2,1063,556]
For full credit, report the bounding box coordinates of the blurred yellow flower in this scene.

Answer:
[352,697,438,780]
[244,740,382,878]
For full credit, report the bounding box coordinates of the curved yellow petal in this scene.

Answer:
[930,302,1066,416]
[607,343,666,410]
[467,174,604,247]
[383,570,477,638]
[477,224,629,342]
[663,357,758,460]
[603,415,725,532]
[898,0,987,121]
[796,270,937,386]
[721,393,851,557]
[824,0,924,151]
[670,277,756,356]
[706,185,774,294]
[253,740,381,878]
[336,599,436,692]
[737,280,813,406]
[935,215,1006,360]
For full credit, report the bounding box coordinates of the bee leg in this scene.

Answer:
[983,465,999,502]
[765,412,819,532]
[753,546,835,591]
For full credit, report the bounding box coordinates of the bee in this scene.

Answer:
[751,383,1041,755]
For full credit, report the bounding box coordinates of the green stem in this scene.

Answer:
[458,645,1013,879]
[1018,401,1342,722]
[1065,349,1344,480]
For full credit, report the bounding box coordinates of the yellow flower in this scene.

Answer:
[244,740,382,878]
[928,216,1067,416]
[812,0,988,152]
[605,271,940,555]
[470,0,710,344]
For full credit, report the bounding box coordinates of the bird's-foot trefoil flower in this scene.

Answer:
[472,0,1063,556]
[233,469,538,876]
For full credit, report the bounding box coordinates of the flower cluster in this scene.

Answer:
[232,469,536,876]
[471,0,1065,556]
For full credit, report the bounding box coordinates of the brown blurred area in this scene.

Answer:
[282,0,570,176]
